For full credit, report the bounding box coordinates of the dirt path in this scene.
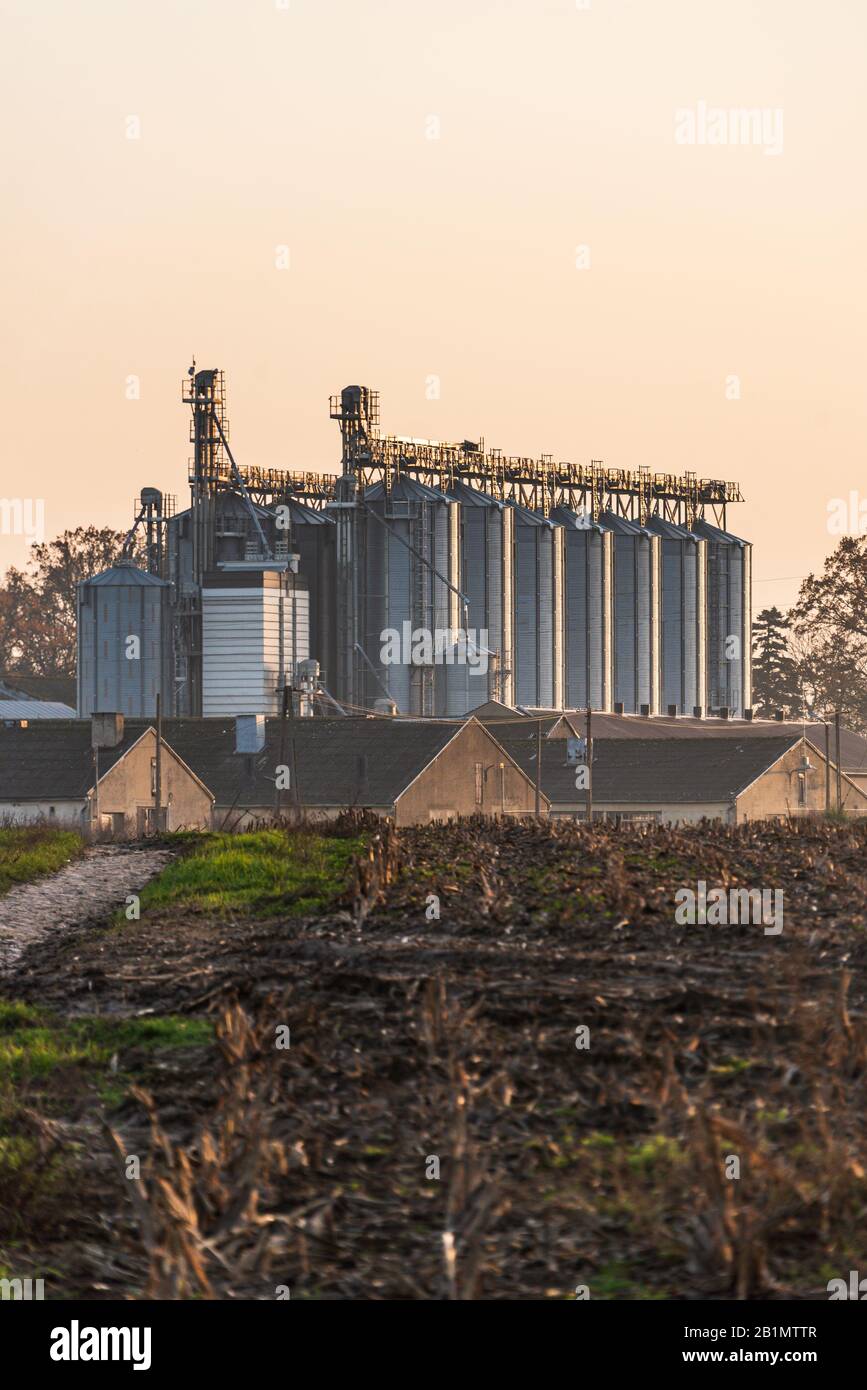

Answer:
[0,844,174,973]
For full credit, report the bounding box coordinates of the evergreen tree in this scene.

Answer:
[751,606,801,716]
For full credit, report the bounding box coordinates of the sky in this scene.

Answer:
[1,0,865,614]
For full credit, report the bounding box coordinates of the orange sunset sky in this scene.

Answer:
[1,0,865,613]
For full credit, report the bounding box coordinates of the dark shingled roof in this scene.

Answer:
[0,716,472,808]
[0,722,150,799]
[491,731,804,805]
[533,713,867,775]
[104,717,468,809]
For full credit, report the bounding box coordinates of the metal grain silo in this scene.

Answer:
[277,498,336,695]
[551,506,611,711]
[601,512,660,715]
[447,481,514,709]
[361,478,454,715]
[77,561,173,717]
[645,517,705,716]
[693,519,751,716]
[508,503,562,709]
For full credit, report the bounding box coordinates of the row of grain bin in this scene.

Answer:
[77,488,749,721]
[277,484,751,720]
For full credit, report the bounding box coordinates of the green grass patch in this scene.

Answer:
[0,828,84,896]
[135,829,364,917]
[0,1005,212,1086]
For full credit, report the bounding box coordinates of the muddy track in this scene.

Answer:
[0,844,175,973]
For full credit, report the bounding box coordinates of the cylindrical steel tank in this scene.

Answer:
[510,503,562,709]
[447,481,513,710]
[361,478,454,715]
[693,519,751,716]
[601,512,660,715]
[77,562,173,717]
[645,516,705,715]
[277,498,336,695]
[551,505,611,712]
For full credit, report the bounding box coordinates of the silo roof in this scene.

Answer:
[83,564,171,588]
[549,505,605,534]
[644,516,696,541]
[445,480,504,508]
[508,500,556,527]
[597,510,650,536]
[691,518,748,545]
[364,477,447,504]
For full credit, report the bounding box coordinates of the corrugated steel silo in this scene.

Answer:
[77,562,173,717]
[693,519,751,716]
[361,478,454,715]
[447,481,513,710]
[277,498,336,694]
[645,517,705,715]
[601,512,660,714]
[510,503,562,709]
[551,506,611,711]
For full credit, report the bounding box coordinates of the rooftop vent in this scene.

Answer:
[91,712,124,749]
[235,714,265,755]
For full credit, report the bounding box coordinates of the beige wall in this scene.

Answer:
[736,741,867,822]
[94,730,213,833]
[395,722,540,826]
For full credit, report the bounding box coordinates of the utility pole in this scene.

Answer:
[155,693,163,833]
[586,705,593,824]
[824,720,831,813]
[835,707,843,812]
[277,685,289,820]
[277,684,301,824]
[534,719,543,816]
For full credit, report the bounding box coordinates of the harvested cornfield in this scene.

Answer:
[3,816,867,1300]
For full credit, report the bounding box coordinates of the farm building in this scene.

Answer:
[123,715,543,828]
[0,715,542,831]
[489,729,867,824]
[0,716,213,834]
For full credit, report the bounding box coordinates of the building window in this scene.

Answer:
[474,762,483,806]
[797,772,806,807]
[150,758,158,796]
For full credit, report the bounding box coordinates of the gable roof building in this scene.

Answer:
[0,715,543,831]
[489,729,867,823]
[126,715,542,827]
[0,719,214,834]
